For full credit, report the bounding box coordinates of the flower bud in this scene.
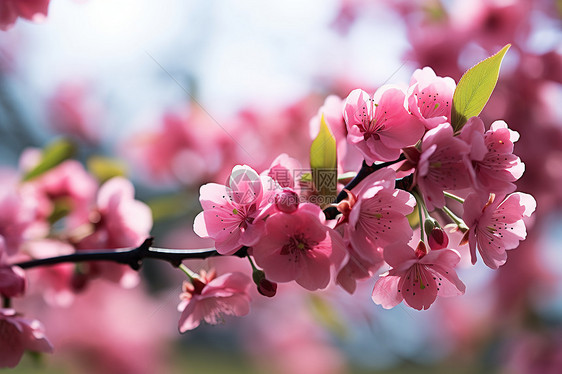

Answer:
[428,227,449,250]
[257,278,277,297]
[252,269,277,297]
[275,188,299,214]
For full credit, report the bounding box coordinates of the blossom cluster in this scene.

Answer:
[192,63,536,320]
[0,152,152,367]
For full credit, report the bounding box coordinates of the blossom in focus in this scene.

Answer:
[343,86,424,164]
[416,122,471,210]
[372,242,465,310]
[460,117,524,195]
[462,192,536,269]
[346,167,416,264]
[407,67,456,129]
[252,203,347,291]
[263,153,302,190]
[336,239,379,295]
[194,165,277,255]
[178,270,252,332]
[0,308,52,368]
[0,0,50,31]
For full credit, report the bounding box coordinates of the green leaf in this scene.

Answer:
[23,139,75,181]
[310,114,337,205]
[310,114,337,171]
[451,44,511,132]
[87,156,128,183]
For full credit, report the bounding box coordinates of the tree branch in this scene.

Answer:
[13,238,248,270]
[323,154,408,219]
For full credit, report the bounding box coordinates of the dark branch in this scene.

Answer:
[323,154,408,220]
[13,238,248,270]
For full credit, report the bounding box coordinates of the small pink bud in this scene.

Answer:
[428,227,449,250]
[275,189,299,214]
[257,278,277,298]
[252,268,277,297]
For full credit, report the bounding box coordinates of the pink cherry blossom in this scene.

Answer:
[372,242,465,310]
[451,0,532,51]
[0,309,52,368]
[416,122,471,210]
[336,237,381,295]
[462,192,536,269]
[78,177,152,249]
[178,270,252,332]
[126,110,226,186]
[0,237,26,298]
[343,86,424,164]
[23,239,76,306]
[48,82,104,144]
[39,280,174,374]
[0,0,50,31]
[346,167,416,265]
[460,117,524,195]
[263,153,302,190]
[252,203,347,291]
[0,170,43,256]
[23,159,98,232]
[75,177,152,288]
[407,67,456,129]
[194,165,277,255]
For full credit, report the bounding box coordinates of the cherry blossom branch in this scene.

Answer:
[334,154,406,203]
[323,154,410,220]
[12,157,411,270]
[13,238,249,270]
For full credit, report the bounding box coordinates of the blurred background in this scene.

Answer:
[1,0,562,373]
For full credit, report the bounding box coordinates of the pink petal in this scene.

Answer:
[372,275,403,309]
[399,265,438,310]
[383,242,417,269]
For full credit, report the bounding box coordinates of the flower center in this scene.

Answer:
[280,233,316,256]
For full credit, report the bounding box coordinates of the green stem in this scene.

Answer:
[413,192,426,242]
[444,191,465,204]
[247,255,259,272]
[442,206,469,231]
[178,264,197,281]
[2,297,10,309]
